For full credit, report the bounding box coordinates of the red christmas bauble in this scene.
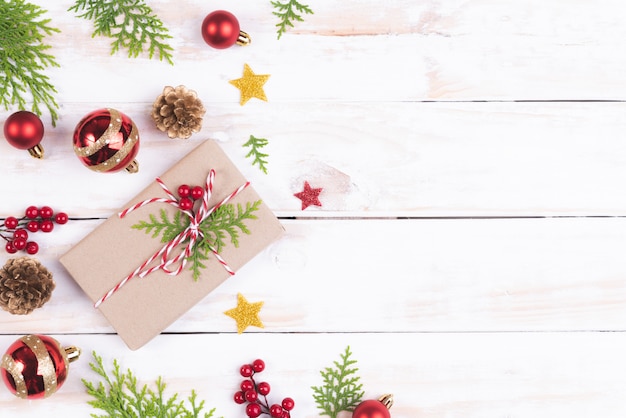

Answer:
[1,335,80,399]
[352,395,393,418]
[3,111,45,158]
[73,108,140,173]
[201,10,243,49]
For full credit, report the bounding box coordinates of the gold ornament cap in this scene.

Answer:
[27,144,44,159]
[379,394,394,409]
[237,30,251,46]
[64,346,81,363]
[125,159,139,173]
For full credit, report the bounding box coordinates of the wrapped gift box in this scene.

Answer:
[60,140,283,350]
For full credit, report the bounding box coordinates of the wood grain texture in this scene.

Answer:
[1,0,625,416]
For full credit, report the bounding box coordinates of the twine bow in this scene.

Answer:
[94,170,249,308]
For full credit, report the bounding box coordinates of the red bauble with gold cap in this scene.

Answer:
[352,394,394,418]
[73,108,140,173]
[1,334,80,399]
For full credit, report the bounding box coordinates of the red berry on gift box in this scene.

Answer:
[179,197,193,211]
[26,241,39,255]
[54,212,68,224]
[39,206,54,219]
[270,404,284,418]
[252,359,265,373]
[13,237,27,251]
[246,403,261,418]
[26,221,39,233]
[25,206,39,219]
[240,364,253,377]
[282,397,295,411]
[5,241,17,254]
[40,220,54,233]
[4,217,18,230]
[14,229,28,241]
[191,186,204,200]
[178,184,191,198]
[241,379,254,392]
[234,391,246,404]
[258,381,271,396]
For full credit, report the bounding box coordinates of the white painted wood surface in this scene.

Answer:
[2,0,626,416]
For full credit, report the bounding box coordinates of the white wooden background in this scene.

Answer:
[2,0,626,416]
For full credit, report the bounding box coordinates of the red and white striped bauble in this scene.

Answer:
[73,108,140,173]
[0,334,80,399]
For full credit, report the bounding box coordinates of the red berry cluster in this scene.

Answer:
[234,359,295,418]
[177,184,205,211]
[1,206,68,255]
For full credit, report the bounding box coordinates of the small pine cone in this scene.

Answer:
[151,85,206,139]
[0,257,55,315]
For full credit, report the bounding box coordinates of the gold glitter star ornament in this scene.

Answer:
[229,64,270,105]
[224,293,265,333]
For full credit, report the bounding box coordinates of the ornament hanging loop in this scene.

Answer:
[237,30,251,46]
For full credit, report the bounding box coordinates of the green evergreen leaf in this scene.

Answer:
[0,0,60,125]
[69,0,174,64]
[312,346,364,418]
[83,351,219,418]
[243,135,270,174]
[270,0,313,39]
[131,208,188,243]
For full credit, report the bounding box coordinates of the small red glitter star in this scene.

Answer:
[294,181,323,210]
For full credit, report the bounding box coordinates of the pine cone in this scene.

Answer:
[151,85,206,139]
[0,257,55,315]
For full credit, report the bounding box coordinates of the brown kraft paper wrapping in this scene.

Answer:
[60,140,284,350]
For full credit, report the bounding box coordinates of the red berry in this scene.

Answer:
[191,186,204,200]
[240,364,253,377]
[240,379,254,392]
[39,206,53,219]
[282,411,290,418]
[4,216,18,229]
[13,237,26,250]
[252,359,265,373]
[26,221,39,232]
[244,389,258,402]
[246,403,261,418]
[54,212,68,224]
[234,391,246,404]
[40,220,54,233]
[270,404,284,418]
[5,241,17,254]
[179,197,193,211]
[26,241,38,255]
[25,206,38,219]
[178,184,191,198]
[14,229,28,240]
[282,397,295,411]
[258,381,270,396]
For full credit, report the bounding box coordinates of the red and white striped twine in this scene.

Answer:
[94,170,250,308]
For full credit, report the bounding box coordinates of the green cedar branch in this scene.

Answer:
[69,0,174,64]
[271,0,313,39]
[312,345,364,418]
[0,1,60,126]
[132,200,262,281]
[83,351,219,418]
[243,135,270,174]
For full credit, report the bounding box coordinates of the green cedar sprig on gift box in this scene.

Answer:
[0,1,60,126]
[132,201,262,280]
[243,135,270,174]
[83,351,219,418]
[312,346,365,418]
[68,0,174,64]
[271,0,313,39]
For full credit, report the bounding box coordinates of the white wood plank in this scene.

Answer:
[3,102,626,218]
[2,218,626,336]
[1,332,626,418]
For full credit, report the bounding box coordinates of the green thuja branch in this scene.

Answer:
[131,200,262,280]
[243,135,270,174]
[0,1,60,125]
[271,0,313,39]
[83,351,219,418]
[312,346,364,418]
[69,0,174,64]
